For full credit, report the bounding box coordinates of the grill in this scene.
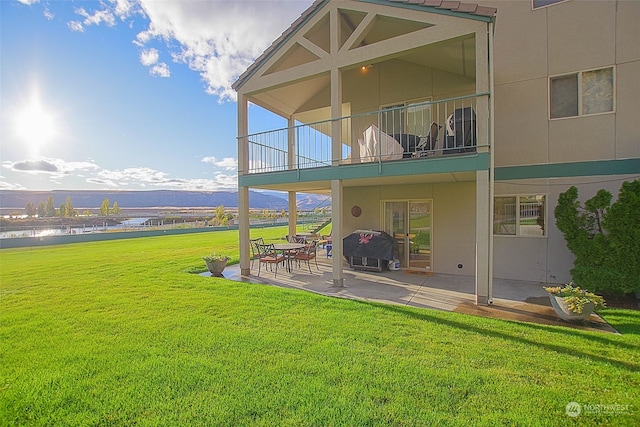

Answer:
[343,230,396,272]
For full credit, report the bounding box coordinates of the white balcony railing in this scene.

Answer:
[242,93,488,174]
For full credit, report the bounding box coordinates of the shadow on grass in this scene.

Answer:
[598,308,640,335]
[355,300,640,373]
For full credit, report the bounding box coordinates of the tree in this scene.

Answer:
[25,202,37,217]
[45,196,56,217]
[65,196,75,217]
[215,205,225,221]
[100,199,110,216]
[111,201,120,215]
[37,202,46,218]
[59,203,66,217]
[555,179,640,295]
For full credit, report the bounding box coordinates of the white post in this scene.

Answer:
[331,179,343,287]
[237,93,251,276]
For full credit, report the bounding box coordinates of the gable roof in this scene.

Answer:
[232,0,497,91]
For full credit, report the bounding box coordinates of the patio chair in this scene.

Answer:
[249,237,264,268]
[295,240,319,273]
[416,121,441,153]
[257,243,285,277]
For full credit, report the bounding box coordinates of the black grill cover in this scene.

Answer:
[391,134,421,158]
[343,230,395,260]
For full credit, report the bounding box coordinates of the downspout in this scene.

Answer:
[488,20,495,304]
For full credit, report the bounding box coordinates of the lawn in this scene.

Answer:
[1,229,638,426]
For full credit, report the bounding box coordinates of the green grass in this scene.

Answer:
[1,229,639,426]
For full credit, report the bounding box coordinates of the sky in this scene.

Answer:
[1,0,313,192]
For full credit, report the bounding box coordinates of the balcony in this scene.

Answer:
[241,93,489,175]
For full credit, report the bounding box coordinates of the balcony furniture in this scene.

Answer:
[272,242,306,273]
[249,237,264,268]
[391,133,422,158]
[294,241,319,273]
[257,243,286,277]
[416,121,441,152]
[445,107,476,153]
[295,233,317,243]
[343,230,396,272]
[359,124,404,163]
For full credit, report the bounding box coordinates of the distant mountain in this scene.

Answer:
[0,190,331,211]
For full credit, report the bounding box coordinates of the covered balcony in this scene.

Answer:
[243,93,487,175]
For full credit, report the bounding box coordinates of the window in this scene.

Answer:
[550,67,614,119]
[494,195,546,236]
[532,0,568,9]
[380,99,432,136]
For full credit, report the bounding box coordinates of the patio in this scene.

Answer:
[216,257,617,334]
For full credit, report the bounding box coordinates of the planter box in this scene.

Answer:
[205,259,227,276]
[548,293,595,322]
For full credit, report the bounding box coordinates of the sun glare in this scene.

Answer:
[14,97,57,154]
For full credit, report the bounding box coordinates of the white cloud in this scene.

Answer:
[98,167,168,184]
[60,0,312,102]
[150,63,170,78]
[2,157,237,191]
[0,181,25,190]
[75,7,116,27]
[202,156,237,171]
[3,158,100,176]
[68,21,84,32]
[17,0,39,5]
[139,48,159,66]
[113,0,136,19]
[135,0,310,101]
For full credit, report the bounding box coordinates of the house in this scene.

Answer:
[233,0,640,305]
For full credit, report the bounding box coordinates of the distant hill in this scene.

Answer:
[0,190,331,211]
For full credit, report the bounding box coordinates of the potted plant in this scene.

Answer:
[544,283,605,321]
[203,253,229,276]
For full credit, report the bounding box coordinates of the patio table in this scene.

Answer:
[273,242,306,272]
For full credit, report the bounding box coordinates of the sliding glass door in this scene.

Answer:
[383,200,432,270]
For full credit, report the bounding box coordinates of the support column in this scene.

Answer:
[329,8,343,287]
[288,191,297,239]
[287,116,297,239]
[475,169,490,305]
[237,93,251,276]
[331,179,343,287]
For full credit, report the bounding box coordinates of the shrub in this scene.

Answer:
[554,179,640,295]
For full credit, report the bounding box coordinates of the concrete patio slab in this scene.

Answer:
[211,258,617,334]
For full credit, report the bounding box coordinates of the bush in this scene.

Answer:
[554,180,640,296]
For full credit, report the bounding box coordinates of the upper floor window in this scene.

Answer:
[494,195,546,237]
[380,98,433,136]
[532,0,568,9]
[550,67,614,119]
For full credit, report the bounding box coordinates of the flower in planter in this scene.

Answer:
[202,253,230,263]
[544,282,606,313]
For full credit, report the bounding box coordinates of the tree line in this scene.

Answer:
[24,197,120,218]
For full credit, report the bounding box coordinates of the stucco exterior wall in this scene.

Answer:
[482,0,639,284]
[493,175,638,284]
[343,181,477,276]
[344,60,476,116]
[484,0,640,167]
